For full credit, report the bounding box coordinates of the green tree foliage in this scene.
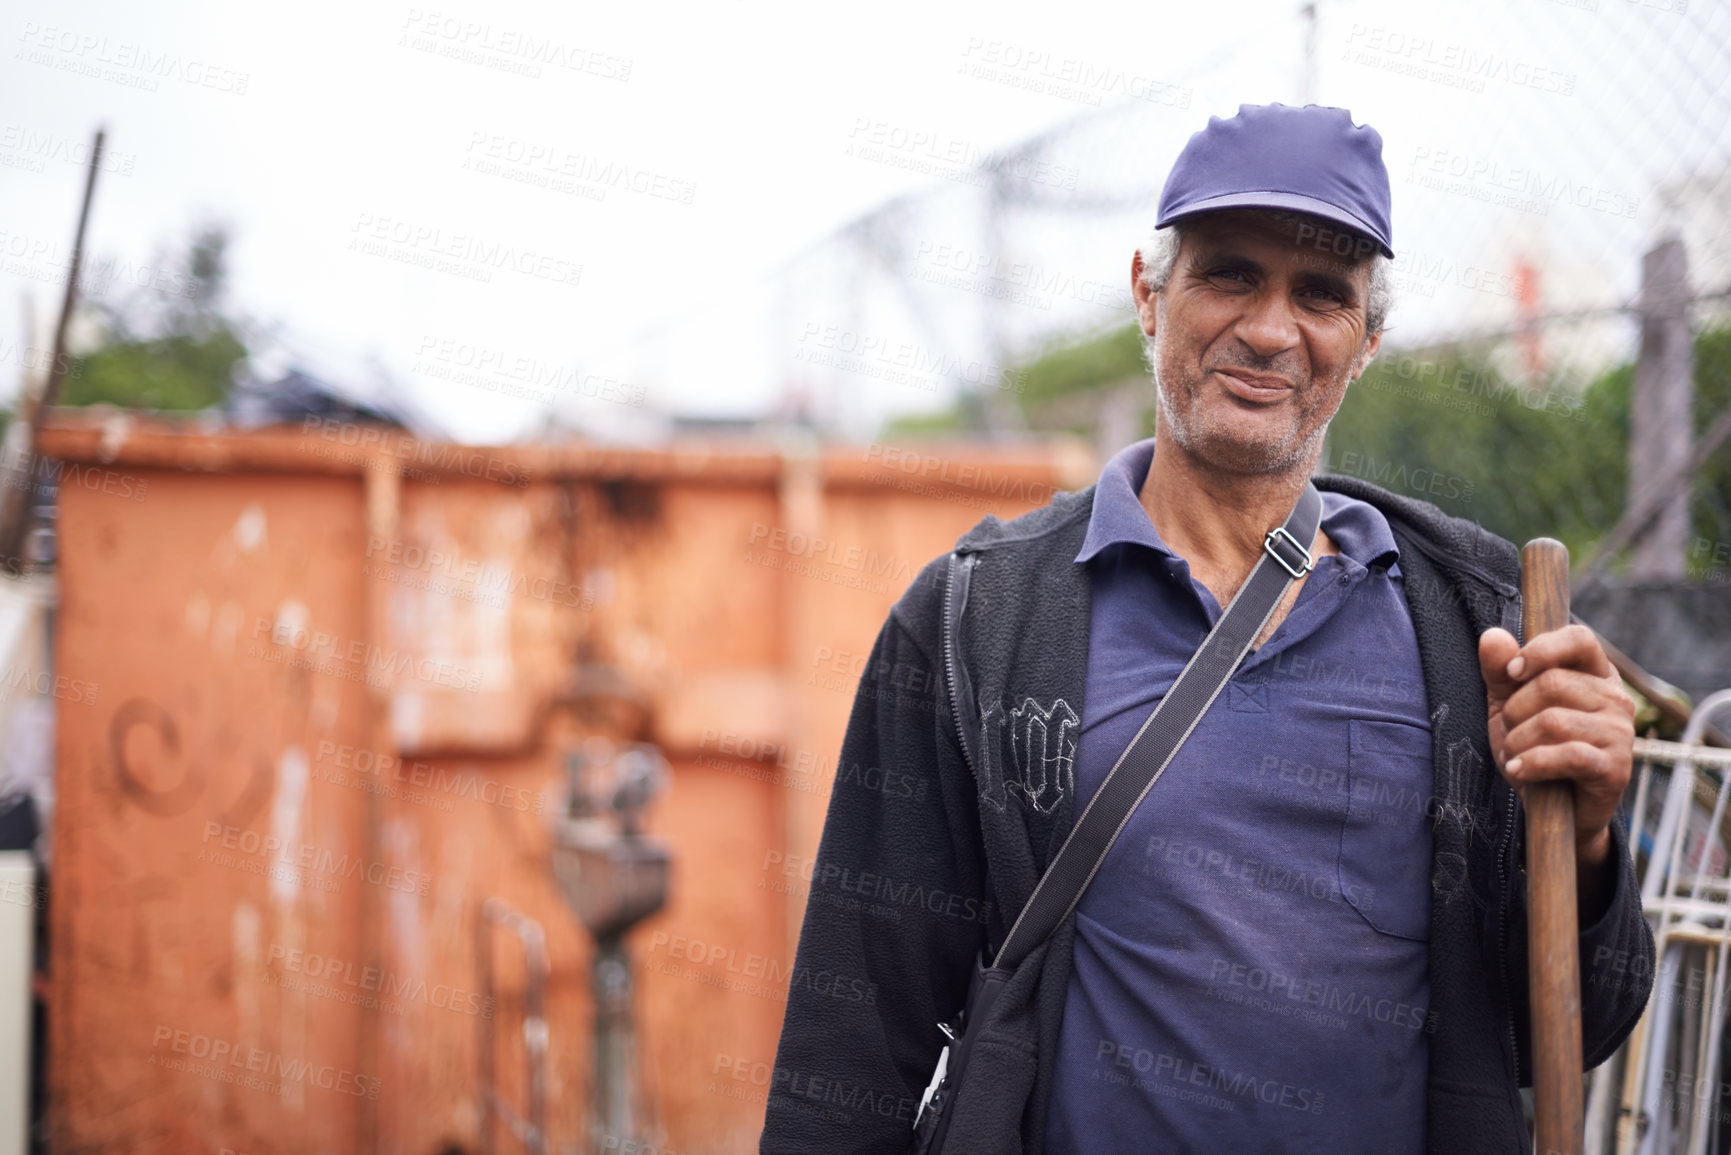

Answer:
[1687,326,1731,576]
[910,318,1731,581]
[1325,329,1731,580]
[59,226,248,411]
[1010,325,1147,410]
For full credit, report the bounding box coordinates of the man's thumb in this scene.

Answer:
[1478,627,1521,700]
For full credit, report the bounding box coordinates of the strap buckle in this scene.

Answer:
[1263,526,1314,580]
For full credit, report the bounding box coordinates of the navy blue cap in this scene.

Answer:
[1157,103,1394,258]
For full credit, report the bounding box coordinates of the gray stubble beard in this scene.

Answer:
[1144,331,1340,478]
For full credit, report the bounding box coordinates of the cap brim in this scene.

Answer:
[1157,191,1394,258]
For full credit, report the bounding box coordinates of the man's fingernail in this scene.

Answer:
[1507,657,1526,679]
[1508,757,1523,775]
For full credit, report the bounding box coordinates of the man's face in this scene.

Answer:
[1133,209,1382,476]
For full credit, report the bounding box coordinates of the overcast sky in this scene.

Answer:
[3,0,1725,443]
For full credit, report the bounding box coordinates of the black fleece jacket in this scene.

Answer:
[760,475,1654,1155]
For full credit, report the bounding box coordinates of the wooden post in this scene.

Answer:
[1628,238,1693,580]
[0,128,105,573]
[1523,538,1584,1155]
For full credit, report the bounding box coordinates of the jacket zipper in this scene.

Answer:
[943,551,975,778]
[1495,781,1522,1093]
[1498,586,1525,1108]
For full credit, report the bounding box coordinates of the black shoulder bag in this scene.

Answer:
[910,483,1322,1154]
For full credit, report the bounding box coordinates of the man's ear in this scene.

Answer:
[1352,330,1382,380]
[1131,251,1158,338]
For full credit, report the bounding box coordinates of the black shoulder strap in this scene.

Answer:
[991,482,1323,970]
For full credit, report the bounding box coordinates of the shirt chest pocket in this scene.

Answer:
[1337,718,1434,942]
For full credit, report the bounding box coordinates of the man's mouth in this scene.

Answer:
[1212,368,1294,401]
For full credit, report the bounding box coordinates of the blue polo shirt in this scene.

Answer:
[1045,439,1434,1154]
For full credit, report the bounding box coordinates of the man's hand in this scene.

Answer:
[1478,624,1635,916]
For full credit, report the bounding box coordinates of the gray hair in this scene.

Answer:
[1138,215,1392,336]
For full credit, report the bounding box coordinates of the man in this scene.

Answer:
[761,104,1653,1154]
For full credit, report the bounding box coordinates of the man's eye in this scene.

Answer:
[1300,288,1345,308]
[1207,268,1250,285]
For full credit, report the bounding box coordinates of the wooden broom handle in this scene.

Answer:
[1521,537,1583,1155]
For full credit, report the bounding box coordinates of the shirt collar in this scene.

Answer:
[1075,439,1171,564]
[1075,438,1400,571]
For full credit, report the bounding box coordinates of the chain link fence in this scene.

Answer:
[743,0,1731,591]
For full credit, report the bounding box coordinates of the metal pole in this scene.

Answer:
[480,899,548,1155]
[591,933,636,1154]
[1298,3,1318,104]
[477,900,496,1155]
[0,128,105,573]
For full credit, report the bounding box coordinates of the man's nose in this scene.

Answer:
[1233,289,1302,358]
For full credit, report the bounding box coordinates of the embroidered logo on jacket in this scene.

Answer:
[977,696,1078,816]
